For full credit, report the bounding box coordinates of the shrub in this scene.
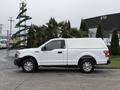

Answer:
[110,30,119,55]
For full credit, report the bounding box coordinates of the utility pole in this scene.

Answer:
[8,17,14,53]
[8,17,14,37]
[6,30,9,57]
[0,24,3,35]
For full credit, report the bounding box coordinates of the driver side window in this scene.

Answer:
[44,40,65,51]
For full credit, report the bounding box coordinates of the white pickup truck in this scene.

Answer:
[14,38,110,73]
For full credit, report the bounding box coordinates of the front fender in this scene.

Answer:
[19,53,38,61]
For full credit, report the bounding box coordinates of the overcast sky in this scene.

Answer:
[0,0,120,35]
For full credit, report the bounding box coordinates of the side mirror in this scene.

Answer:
[41,46,47,51]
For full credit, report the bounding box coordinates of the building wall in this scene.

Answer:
[88,28,120,46]
[89,28,97,37]
[84,13,120,31]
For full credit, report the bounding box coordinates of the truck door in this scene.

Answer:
[39,40,67,65]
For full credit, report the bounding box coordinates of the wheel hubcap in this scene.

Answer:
[83,62,92,72]
[24,61,33,71]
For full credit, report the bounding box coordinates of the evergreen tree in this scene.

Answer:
[96,22,103,38]
[110,30,119,55]
[80,20,89,37]
[12,1,32,47]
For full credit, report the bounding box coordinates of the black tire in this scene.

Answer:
[79,59,94,73]
[22,58,38,72]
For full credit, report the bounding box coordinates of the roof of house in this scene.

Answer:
[84,13,120,31]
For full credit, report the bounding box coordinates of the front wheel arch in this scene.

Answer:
[20,56,38,67]
[21,56,38,72]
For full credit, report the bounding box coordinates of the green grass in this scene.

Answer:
[109,55,120,67]
[99,55,120,68]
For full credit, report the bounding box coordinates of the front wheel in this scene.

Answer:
[22,58,37,72]
[80,60,94,73]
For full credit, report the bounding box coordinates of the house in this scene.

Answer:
[84,13,120,45]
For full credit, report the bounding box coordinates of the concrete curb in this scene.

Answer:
[95,66,120,69]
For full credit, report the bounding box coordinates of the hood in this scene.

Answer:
[18,48,39,53]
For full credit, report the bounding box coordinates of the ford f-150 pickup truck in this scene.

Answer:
[14,38,110,73]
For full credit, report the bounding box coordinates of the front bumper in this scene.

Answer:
[14,58,22,67]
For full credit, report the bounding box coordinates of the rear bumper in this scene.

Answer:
[107,60,111,64]
[97,59,111,65]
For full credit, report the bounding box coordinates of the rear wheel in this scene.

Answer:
[80,59,94,73]
[22,58,38,72]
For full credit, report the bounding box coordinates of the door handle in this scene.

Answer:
[58,51,62,54]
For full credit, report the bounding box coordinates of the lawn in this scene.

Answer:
[97,55,120,69]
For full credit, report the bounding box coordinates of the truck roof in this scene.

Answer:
[52,38,107,49]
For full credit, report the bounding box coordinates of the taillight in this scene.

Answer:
[104,50,109,57]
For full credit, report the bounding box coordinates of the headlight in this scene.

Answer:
[16,51,20,55]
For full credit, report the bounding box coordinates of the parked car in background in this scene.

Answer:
[0,39,7,49]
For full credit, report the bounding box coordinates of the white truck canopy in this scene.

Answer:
[66,38,107,49]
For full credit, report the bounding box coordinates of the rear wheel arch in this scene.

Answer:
[78,55,96,66]
[78,55,96,73]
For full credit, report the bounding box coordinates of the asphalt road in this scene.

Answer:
[0,49,120,90]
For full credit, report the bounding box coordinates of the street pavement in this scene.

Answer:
[0,49,120,90]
